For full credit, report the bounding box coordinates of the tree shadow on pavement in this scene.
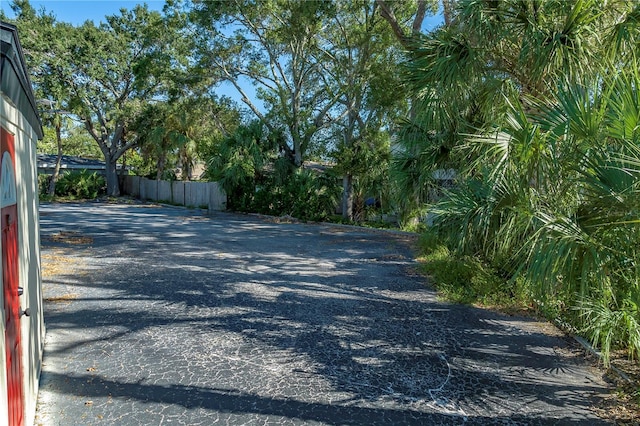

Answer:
[37,203,610,425]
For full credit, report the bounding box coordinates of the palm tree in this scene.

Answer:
[206,121,276,211]
[137,102,194,181]
[394,0,635,206]
[399,0,640,363]
[425,69,640,364]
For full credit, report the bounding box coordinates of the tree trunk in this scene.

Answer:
[294,149,303,167]
[442,0,455,27]
[105,158,120,197]
[47,122,63,197]
[156,151,166,181]
[183,161,192,181]
[118,151,128,182]
[342,174,354,221]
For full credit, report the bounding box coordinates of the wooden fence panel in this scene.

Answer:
[122,176,226,211]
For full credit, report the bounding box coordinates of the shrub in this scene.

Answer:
[423,72,640,365]
[206,122,341,221]
[55,170,106,199]
[38,174,50,197]
[251,169,340,221]
[417,230,529,309]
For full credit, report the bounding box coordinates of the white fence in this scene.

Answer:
[122,176,227,211]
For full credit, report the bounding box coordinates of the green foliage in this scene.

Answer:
[188,0,343,165]
[54,170,106,199]
[579,292,640,366]
[184,0,408,223]
[401,0,640,366]
[417,231,529,308]
[11,1,189,196]
[394,0,637,221]
[424,71,640,365]
[332,129,393,220]
[133,96,239,181]
[252,169,340,222]
[37,174,50,198]
[206,122,340,221]
[38,124,102,159]
[206,121,275,209]
[135,102,191,180]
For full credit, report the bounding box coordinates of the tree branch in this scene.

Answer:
[376,0,409,47]
[442,0,458,27]
[413,1,428,35]
[238,7,292,92]
[221,66,274,133]
[114,134,139,160]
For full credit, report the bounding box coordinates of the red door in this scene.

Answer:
[1,126,23,426]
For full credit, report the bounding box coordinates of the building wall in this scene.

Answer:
[1,95,45,426]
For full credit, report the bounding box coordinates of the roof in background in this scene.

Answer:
[37,154,106,169]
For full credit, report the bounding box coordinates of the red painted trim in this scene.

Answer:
[1,126,24,426]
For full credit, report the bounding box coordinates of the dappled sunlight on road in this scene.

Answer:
[36,202,610,425]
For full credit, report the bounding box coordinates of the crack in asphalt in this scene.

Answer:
[35,202,610,425]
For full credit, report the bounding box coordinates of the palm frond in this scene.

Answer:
[607,3,640,65]
[605,68,640,142]
[532,0,602,83]
[580,291,640,366]
[555,80,606,142]
[524,210,608,301]
[404,26,482,97]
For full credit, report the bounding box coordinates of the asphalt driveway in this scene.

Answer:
[35,202,610,425]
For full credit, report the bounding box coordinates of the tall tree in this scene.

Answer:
[6,2,71,195]
[11,1,185,195]
[183,0,409,219]
[392,0,630,218]
[136,102,189,181]
[186,0,351,167]
[374,0,447,222]
[323,1,406,220]
[135,95,240,181]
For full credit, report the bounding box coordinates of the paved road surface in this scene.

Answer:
[35,202,610,425]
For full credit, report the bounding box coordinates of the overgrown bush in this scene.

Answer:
[55,170,106,199]
[423,72,640,365]
[252,169,340,221]
[37,174,50,197]
[417,230,529,309]
[206,122,340,221]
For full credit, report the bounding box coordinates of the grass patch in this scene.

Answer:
[416,231,530,311]
[326,214,400,230]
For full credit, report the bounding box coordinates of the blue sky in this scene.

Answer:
[0,0,256,107]
[2,1,442,112]
[1,1,166,24]
[2,1,442,33]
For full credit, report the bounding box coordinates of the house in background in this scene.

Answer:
[1,21,45,426]
[36,153,108,176]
